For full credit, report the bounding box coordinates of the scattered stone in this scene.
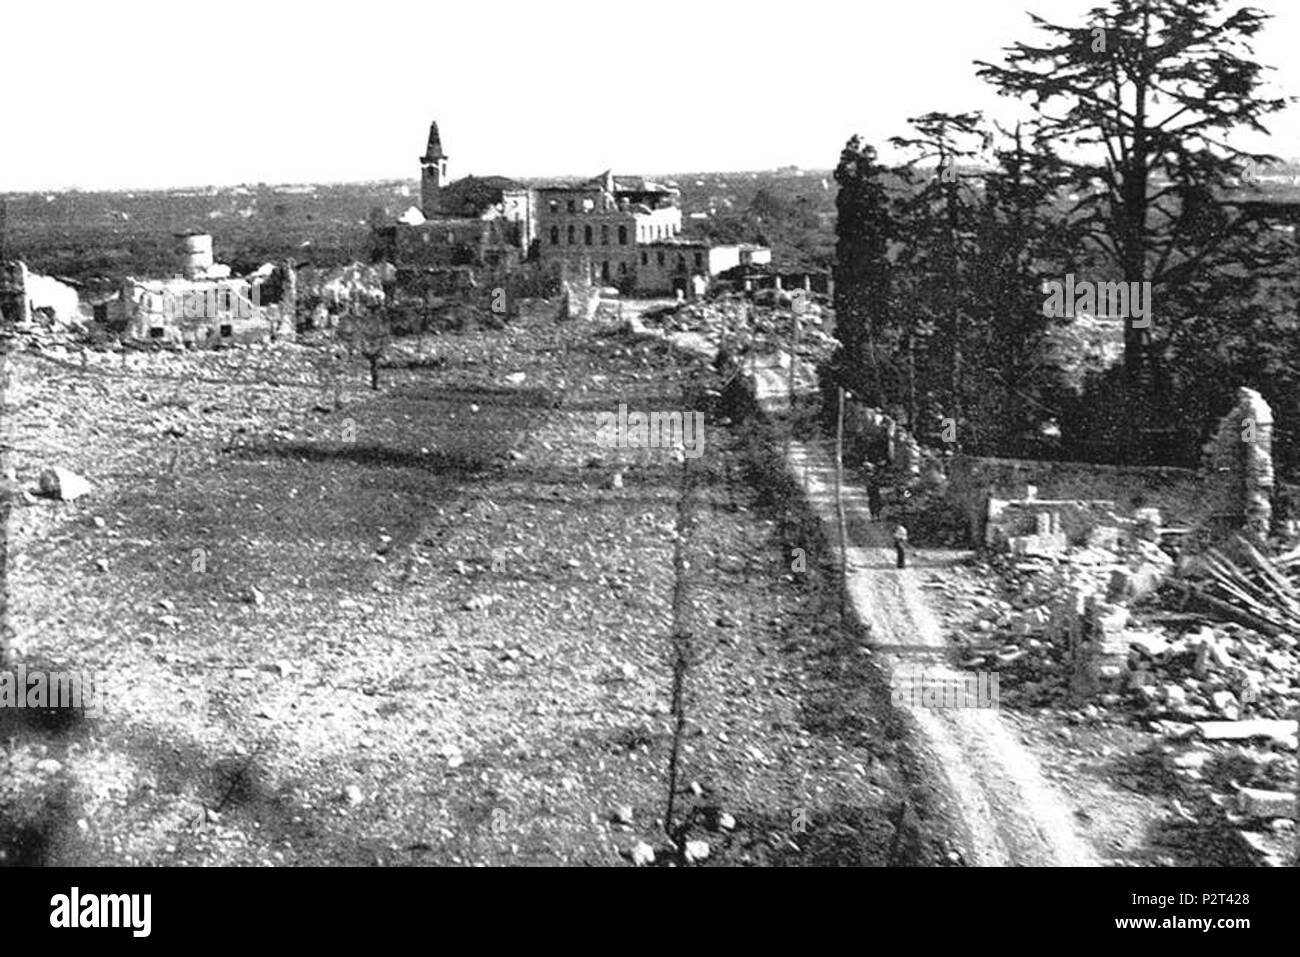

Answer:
[1197,720,1296,746]
[1168,750,1211,771]
[36,759,63,775]
[629,841,655,866]
[1211,690,1240,718]
[463,593,501,612]
[343,785,364,806]
[1235,787,1297,819]
[1126,631,1171,659]
[38,466,91,501]
[440,744,465,769]
[718,812,736,831]
[684,840,710,863]
[612,804,634,826]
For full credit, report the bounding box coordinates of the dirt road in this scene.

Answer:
[750,359,1100,866]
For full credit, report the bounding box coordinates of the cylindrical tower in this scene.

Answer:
[177,232,214,279]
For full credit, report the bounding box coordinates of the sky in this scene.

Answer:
[2,0,1297,191]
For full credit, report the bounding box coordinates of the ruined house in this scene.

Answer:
[0,260,81,326]
[95,233,295,346]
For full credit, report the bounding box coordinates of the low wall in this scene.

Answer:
[947,455,1209,546]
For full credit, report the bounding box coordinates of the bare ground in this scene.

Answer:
[1,315,957,866]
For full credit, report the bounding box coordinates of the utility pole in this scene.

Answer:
[836,386,849,621]
[789,293,805,420]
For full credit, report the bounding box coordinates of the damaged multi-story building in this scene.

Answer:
[375,120,770,298]
[95,233,295,346]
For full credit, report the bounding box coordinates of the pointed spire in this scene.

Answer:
[422,121,447,161]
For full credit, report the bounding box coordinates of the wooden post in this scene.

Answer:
[836,386,849,619]
[785,295,805,461]
[788,306,799,419]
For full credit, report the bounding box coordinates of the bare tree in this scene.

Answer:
[340,301,391,391]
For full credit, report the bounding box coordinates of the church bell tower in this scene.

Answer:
[420,120,449,219]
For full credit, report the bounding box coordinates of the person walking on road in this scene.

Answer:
[892,523,909,569]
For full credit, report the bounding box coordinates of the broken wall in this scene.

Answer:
[1,262,80,326]
[984,497,1119,553]
[0,261,30,324]
[947,455,1209,547]
[1202,387,1273,546]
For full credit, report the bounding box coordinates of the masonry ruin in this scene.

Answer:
[0,260,81,328]
[1203,386,1274,547]
[0,260,31,325]
[95,233,295,346]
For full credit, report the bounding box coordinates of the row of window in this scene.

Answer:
[549,198,592,214]
[585,258,704,282]
[637,250,704,269]
[547,223,691,250]
[551,224,629,246]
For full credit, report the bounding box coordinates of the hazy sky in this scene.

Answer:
[4,0,1297,191]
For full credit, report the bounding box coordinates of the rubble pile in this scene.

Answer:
[636,293,839,365]
[955,532,1300,721]
[944,519,1298,858]
[1180,539,1300,637]
[296,262,394,315]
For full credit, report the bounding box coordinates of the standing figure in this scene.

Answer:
[892,523,909,569]
[865,465,882,518]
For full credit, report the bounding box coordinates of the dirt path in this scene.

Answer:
[749,360,1100,866]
